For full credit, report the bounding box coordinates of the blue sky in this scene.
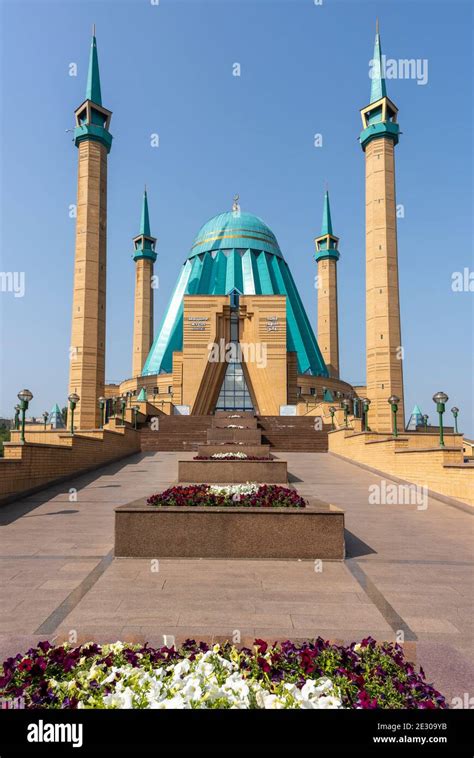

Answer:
[0,0,472,433]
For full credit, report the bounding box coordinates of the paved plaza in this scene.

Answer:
[0,451,472,700]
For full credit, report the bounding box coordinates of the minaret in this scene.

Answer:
[360,20,404,431]
[314,190,340,378]
[68,27,112,429]
[132,188,157,378]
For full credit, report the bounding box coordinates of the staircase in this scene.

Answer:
[257,416,329,452]
[139,415,214,451]
[139,414,329,452]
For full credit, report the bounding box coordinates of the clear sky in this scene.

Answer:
[0,0,472,434]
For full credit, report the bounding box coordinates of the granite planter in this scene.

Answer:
[115,497,345,559]
[178,458,288,484]
[195,444,271,457]
[207,428,262,444]
[212,417,258,429]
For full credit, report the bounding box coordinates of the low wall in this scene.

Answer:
[328,429,474,506]
[115,497,345,559]
[0,421,141,504]
[178,458,287,484]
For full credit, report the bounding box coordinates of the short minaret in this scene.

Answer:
[314,190,340,378]
[132,188,157,378]
[360,20,404,432]
[68,28,113,429]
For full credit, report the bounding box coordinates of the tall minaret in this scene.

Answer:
[360,20,404,432]
[68,28,112,429]
[132,188,157,378]
[314,190,340,378]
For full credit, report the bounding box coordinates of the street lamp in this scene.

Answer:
[68,393,79,435]
[133,404,140,430]
[111,396,117,417]
[341,399,349,427]
[120,396,127,426]
[432,392,448,447]
[14,404,20,430]
[17,389,33,443]
[361,398,371,432]
[422,414,429,431]
[451,407,459,434]
[42,411,49,430]
[98,397,106,429]
[387,395,400,437]
[328,406,336,430]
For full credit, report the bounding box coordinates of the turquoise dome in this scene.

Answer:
[190,211,282,258]
[142,209,329,379]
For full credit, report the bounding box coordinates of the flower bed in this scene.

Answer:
[147,484,305,508]
[0,638,446,709]
[193,453,271,461]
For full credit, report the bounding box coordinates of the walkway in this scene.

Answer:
[0,451,472,701]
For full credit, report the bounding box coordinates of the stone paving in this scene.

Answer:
[0,451,473,701]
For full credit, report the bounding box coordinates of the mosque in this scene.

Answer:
[68,23,404,433]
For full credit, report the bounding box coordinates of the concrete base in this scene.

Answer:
[178,458,287,484]
[196,444,271,457]
[115,497,345,559]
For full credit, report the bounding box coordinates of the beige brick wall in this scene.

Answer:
[68,140,108,429]
[132,258,154,378]
[328,429,473,506]
[0,422,140,503]
[365,137,405,432]
[317,257,339,378]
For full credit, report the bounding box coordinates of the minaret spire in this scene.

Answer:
[360,21,404,431]
[314,189,341,379]
[370,19,387,104]
[86,26,102,105]
[140,187,151,237]
[68,29,112,429]
[321,190,333,236]
[132,189,158,378]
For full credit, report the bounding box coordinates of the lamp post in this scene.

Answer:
[17,390,33,443]
[328,406,336,430]
[68,393,79,435]
[14,405,20,430]
[342,400,349,427]
[98,397,106,429]
[451,407,459,435]
[387,395,400,437]
[120,396,127,426]
[133,405,140,430]
[422,414,429,431]
[361,398,371,432]
[111,396,117,418]
[42,411,49,430]
[432,392,448,447]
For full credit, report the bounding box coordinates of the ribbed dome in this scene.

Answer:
[142,210,329,379]
[190,211,282,258]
